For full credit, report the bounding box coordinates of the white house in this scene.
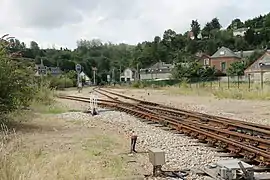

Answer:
[79,71,91,84]
[233,27,249,37]
[140,61,175,80]
[120,68,138,82]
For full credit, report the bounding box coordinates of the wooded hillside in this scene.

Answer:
[7,12,270,83]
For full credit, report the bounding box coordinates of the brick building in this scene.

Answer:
[210,46,242,73]
[195,52,211,68]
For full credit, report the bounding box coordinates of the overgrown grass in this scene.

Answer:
[163,82,270,100]
[0,122,131,180]
[0,83,134,180]
[128,79,270,100]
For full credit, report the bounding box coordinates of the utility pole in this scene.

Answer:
[92,67,97,85]
[112,68,115,82]
[119,65,122,82]
[136,63,139,81]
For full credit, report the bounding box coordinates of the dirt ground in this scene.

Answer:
[0,101,148,180]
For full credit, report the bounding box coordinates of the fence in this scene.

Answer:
[188,75,269,90]
[127,75,270,90]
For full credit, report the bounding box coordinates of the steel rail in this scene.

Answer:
[60,96,270,165]
[58,95,270,165]
[96,88,270,133]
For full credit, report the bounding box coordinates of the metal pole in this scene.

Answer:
[136,63,139,81]
[261,70,263,90]
[77,72,80,87]
[248,74,251,91]
[93,70,96,86]
[119,65,122,82]
[112,68,115,82]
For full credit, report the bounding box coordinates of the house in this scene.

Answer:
[210,46,242,73]
[120,68,138,82]
[79,71,91,85]
[244,51,270,82]
[140,61,175,80]
[34,64,62,76]
[233,27,249,37]
[195,52,211,67]
[234,50,255,59]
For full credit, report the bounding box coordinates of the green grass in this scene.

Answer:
[30,102,67,114]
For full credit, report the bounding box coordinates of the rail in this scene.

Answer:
[57,92,270,166]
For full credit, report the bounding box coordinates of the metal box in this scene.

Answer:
[148,148,165,166]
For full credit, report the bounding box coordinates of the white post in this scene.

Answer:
[89,93,98,114]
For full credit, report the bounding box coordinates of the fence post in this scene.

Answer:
[227,76,230,89]
[248,74,251,91]
[237,76,240,89]
[218,77,221,88]
[261,71,264,90]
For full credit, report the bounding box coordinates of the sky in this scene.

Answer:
[0,0,269,49]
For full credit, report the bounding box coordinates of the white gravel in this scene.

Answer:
[56,108,232,180]
[96,110,231,179]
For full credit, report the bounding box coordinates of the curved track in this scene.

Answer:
[58,88,270,166]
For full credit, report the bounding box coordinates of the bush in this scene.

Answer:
[131,81,141,88]
[33,80,55,105]
[0,35,36,116]
[49,77,74,90]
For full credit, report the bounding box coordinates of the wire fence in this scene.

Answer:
[129,75,270,90]
[189,76,267,90]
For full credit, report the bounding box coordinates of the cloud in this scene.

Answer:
[0,0,269,49]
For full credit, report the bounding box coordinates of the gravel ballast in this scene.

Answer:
[57,107,231,179]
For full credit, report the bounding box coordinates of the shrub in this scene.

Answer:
[49,77,74,90]
[0,35,36,116]
[131,81,141,88]
[33,80,55,105]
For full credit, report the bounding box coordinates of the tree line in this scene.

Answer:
[6,12,270,83]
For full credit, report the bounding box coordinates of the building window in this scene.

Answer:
[220,51,225,55]
[204,58,209,65]
[221,62,226,71]
[125,70,131,77]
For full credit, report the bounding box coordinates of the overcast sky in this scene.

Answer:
[0,0,269,49]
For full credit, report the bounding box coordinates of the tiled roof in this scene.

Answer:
[234,50,255,58]
[245,51,270,73]
[150,61,174,69]
[211,46,240,59]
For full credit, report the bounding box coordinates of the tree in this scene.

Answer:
[0,35,36,116]
[2,12,270,84]
[227,61,245,76]
[228,18,244,29]
[210,18,222,30]
[190,20,201,39]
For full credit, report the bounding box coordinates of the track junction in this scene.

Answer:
[58,87,270,168]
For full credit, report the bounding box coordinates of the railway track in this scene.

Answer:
[58,89,270,166]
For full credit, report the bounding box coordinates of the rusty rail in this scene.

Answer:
[57,94,270,166]
[96,88,270,136]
